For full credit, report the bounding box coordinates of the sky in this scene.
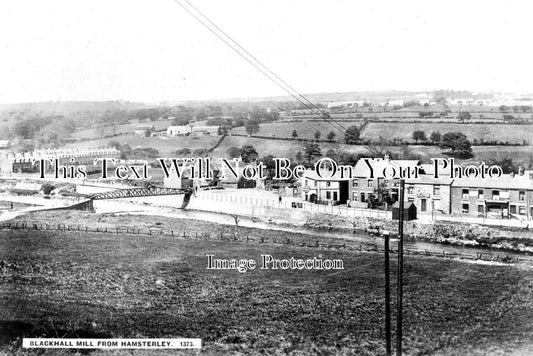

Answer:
[0,0,532,104]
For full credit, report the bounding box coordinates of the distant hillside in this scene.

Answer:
[0,101,147,115]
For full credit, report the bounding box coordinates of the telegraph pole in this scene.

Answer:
[396,179,405,356]
[383,229,392,355]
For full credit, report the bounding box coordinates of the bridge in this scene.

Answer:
[89,187,192,200]
[64,187,195,211]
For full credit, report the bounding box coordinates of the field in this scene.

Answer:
[64,132,533,169]
[1,213,533,355]
[66,134,220,157]
[71,120,174,140]
[231,121,354,140]
[361,123,533,144]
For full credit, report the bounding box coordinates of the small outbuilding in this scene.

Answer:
[392,202,417,221]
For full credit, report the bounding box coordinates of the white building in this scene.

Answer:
[166,125,192,136]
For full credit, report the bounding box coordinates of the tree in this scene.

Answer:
[261,155,276,179]
[193,148,207,156]
[175,148,191,156]
[325,149,337,159]
[503,114,515,121]
[429,131,441,144]
[440,132,473,158]
[314,130,321,141]
[108,140,121,149]
[303,142,322,164]
[344,126,360,144]
[291,130,298,139]
[487,158,516,174]
[244,119,260,136]
[41,183,55,195]
[327,131,336,142]
[218,126,230,135]
[411,130,427,144]
[499,105,510,113]
[239,145,258,163]
[435,97,447,105]
[226,146,241,158]
[295,151,303,165]
[457,111,471,123]
[418,112,433,118]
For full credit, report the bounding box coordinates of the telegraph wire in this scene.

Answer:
[173,0,382,156]
[180,0,350,134]
[172,0,345,134]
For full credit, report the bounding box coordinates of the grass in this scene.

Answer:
[1,214,533,355]
[361,122,533,144]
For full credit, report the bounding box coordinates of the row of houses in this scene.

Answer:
[1,147,121,175]
[301,156,533,220]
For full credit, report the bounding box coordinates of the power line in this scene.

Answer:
[172,0,346,134]
[173,0,382,156]
[180,0,350,134]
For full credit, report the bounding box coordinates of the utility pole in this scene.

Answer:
[383,229,392,355]
[396,179,405,356]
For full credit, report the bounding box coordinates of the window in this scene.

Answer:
[361,193,366,202]
[519,191,525,201]
[477,205,484,214]
[519,206,526,215]
[462,188,469,200]
[510,205,516,214]
[326,181,331,187]
[407,185,414,194]
[433,185,440,196]
[492,190,500,200]
[352,180,358,188]
[333,192,338,201]
[462,203,469,213]
[367,180,373,188]
[326,191,331,200]
[478,189,484,200]
[408,197,415,202]
[352,193,358,201]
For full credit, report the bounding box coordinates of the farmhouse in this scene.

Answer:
[166,125,192,136]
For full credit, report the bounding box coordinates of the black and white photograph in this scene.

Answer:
[1,1,533,355]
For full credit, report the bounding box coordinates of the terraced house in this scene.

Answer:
[347,157,420,209]
[451,169,533,220]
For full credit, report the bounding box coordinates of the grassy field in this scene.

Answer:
[1,213,533,355]
[66,134,220,157]
[231,121,353,140]
[65,132,533,168]
[361,123,533,144]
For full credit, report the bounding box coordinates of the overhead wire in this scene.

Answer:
[173,0,381,156]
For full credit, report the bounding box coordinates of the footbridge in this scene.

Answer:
[89,187,192,200]
[66,187,195,211]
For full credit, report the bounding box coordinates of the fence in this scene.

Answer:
[195,191,393,219]
[0,221,523,264]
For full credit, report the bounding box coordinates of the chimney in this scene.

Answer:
[518,166,524,176]
[384,154,390,163]
[510,172,515,178]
